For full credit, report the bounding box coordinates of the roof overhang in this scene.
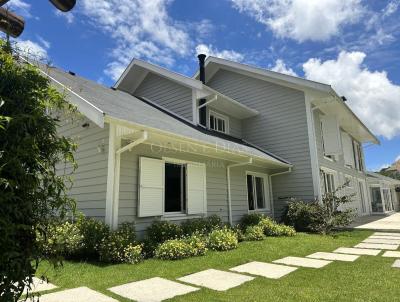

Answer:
[196,86,259,119]
[313,93,379,145]
[367,171,400,185]
[105,116,291,170]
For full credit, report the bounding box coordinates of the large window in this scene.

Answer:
[321,170,335,194]
[164,163,186,213]
[246,173,268,211]
[320,121,334,160]
[209,110,229,134]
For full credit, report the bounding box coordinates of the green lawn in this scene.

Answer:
[36,230,400,302]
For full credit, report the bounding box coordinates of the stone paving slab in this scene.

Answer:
[108,277,199,302]
[25,287,118,302]
[306,252,359,262]
[354,243,399,250]
[230,261,297,279]
[272,256,331,268]
[393,260,400,268]
[24,277,57,293]
[177,269,254,291]
[382,251,400,258]
[373,232,400,237]
[333,247,381,256]
[363,238,400,244]
[369,235,400,240]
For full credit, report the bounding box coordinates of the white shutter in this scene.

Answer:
[321,116,342,155]
[186,163,206,215]
[341,132,355,167]
[138,157,164,217]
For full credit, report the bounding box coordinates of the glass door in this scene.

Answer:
[371,187,383,213]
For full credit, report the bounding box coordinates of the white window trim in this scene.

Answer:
[208,110,229,134]
[245,171,271,212]
[320,167,338,194]
[162,156,206,218]
[344,174,354,189]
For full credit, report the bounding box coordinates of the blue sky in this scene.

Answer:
[4,0,400,171]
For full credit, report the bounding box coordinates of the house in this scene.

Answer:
[367,172,400,213]
[35,54,396,234]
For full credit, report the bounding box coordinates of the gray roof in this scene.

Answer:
[37,63,291,167]
[367,171,400,184]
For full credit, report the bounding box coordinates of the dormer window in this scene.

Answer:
[209,110,229,134]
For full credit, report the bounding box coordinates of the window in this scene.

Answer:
[209,111,229,134]
[164,163,186,213]
[353,141,364,171]
[321,121,334,160]
[321,170,335,194]
[246,173,268,210]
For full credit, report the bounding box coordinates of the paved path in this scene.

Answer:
[353,213,400,231]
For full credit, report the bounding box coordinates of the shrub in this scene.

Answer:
[207,227,238,251]
[244,225,265,241]
[37,221,83,259]
[231,225,245,242]
[258,218,296,237]
[155,239,194,260]
[121,243,143,264]
[282,191,356,234]
[239,213,265,229]
[181,215,223,235]
[145,221,183,245]
[98,223,136,263]
[76,215,110,259]
[184,234,208,256]
[282,200,321,232]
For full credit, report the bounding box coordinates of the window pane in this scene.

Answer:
[210,116,215,129]
[247,175,255,210]
[217,119,224,131]
[255,177,265,209]
[165,163,184,212]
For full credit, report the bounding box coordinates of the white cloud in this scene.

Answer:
[396,155,400,162]
[55,9,75,24]
[14,39,50,60]
[303,51,400,139]
[382,0,400,17]
[7,0,31,18]
[80,0,191,80]
[270,59,297,76]
[195,44,244,62]
[230,0,364,42]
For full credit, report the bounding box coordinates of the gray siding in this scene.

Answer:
[117,143,273,236]
[207,69,314,216]
[134,73,193,121]
[56,114,109,220]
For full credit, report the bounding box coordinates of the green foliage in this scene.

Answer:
[99,223,137,263]
[37,221,83,259]
[0,41,77,300]
[181,215,223,235]
[155,239,195,260]
[184,234,208,256]
[231,225,245,242]
[76,215,110,259]
[259,218,296,237]
[282,190,356,234]
[121,243,143,264]
[282,200,320,232]
[207,227,238,251]
[239,213,265,229]
[145,220,183,245]
[244,225,265,241]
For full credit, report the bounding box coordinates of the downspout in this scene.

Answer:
[227,158,253,225]
[111,130,148,229]
[269,168,292,218]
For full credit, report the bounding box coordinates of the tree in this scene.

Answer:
[0,40,77,301]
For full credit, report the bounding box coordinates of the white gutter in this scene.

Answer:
[111,130,148,229]
[269,167,292,218]
[227,158,253,225]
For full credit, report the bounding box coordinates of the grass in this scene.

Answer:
[36,230,400,302]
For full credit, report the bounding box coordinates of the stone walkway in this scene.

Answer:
[25,231,400,302]
[354,213,400,231]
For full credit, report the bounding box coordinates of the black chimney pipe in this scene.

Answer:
[198,54,207,126]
